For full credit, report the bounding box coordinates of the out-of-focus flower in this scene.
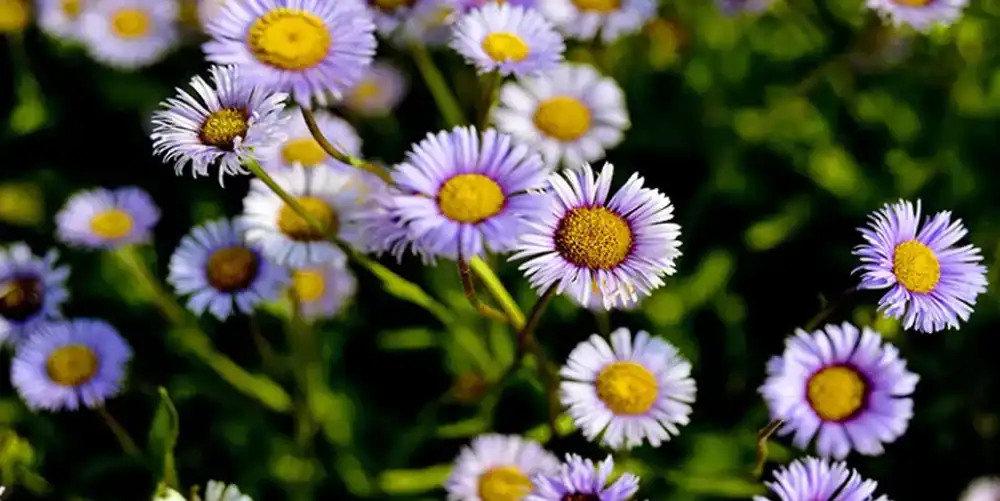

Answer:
[866,0,967,31]
[0,0,30,33]
[755,457,891,501]
[538,0,655,43]
[527,454,639,501]
[0,243,70,347]
[959,477,1000,501]
[56,187,160,250]
[197,481,253,501]
[450,3,564,77]
[445,434,560,501]
[340,60,409,117]
[449,0,536,16]
[289,263,357,319]
[259,108,361,172]
[715,0,775,15]
[79,0,178,69]
[38,0,88,41]
[0,182,44,227]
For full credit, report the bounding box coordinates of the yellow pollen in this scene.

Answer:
[0,276,43,322]
[437,174,506,223]
[554,207,632,269]
[291,269,326,302]
[277,196,337,241]
[61,0,80,18]
[248,8,331,71]
[0,0,30,33]
[595,361,658,415]
[371,0,414,12]
[206,246,259,293]
[891,0,931,6]
[807,365,868,422]
[46,344,99,387]
[110,8,151,39]
[892,240,941,294]
[90,209,134,240]
[477,466,533,501]
[481,32,530,62]
[533,96,592,142]
[200,108,249,150]
[281,137,328,167]
[571,0,621,13]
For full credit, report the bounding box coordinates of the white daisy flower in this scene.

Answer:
[960,477,1000,501]
[79,0,179,70]
[340,60,409,117]
[449,2,564,77]
[258,107,362,172]
[38,0,88,41]
[289,263,357,319]
[538,0,655,43]
[198,481,252,501]
[445,434,560,501]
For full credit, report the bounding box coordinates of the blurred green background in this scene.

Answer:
[2,0,1000,499]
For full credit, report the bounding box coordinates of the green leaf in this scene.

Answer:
[147,387,180,489]
[353,255,454,325]
[378,465,452,495]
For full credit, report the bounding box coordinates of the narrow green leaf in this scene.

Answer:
[378,465,452,495]
[353,254,454,325]
[147,387,180,489]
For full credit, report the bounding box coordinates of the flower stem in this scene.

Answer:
[468,256,525,328]
[410,43,466,128]
[517,285,560,434]
[457,256,510,324]
[476,71,502,130]
[803,286,857,331]
[299,108,393,183]
[96,406,142,458]
[753,419,784,478]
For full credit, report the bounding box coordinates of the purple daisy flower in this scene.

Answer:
[866,0,967,31]
[960,477,1000,501]
[79,0,178,69]
[289,263,357,319]
[11,319,132,412]
[0,244,70,347]
[203,0,378,107]
[448,0,536,15]
[760,322,918,459]
[756,457,890,501]
[527,454,640,501]
[450,2,564,77]
[350,180,432,263]
[538,0,655,43]
[55,186,160,249]
[445,434,560,501]
[853,199,988,333]
[340,60,409,117]
[715,0,775,15]
[389,126,551,260]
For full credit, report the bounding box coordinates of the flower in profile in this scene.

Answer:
[538,0,655,43]
[11,319,132,411]
[203,0,378,107]
[259,108,361,172]
[0,244,70,347]
[853,199,988,333]
[561,328,695,449]
[450,3,564,77]
[38,0,87,41]
[79,0,178,69]
[341,60,409,118]
[449,0,536,15]
[56,187,160,250]
[493,62,629,169]
[198,481,253,501]
[865,0,967,31]
[0,0,30,33]
[715,0,775,15]
[761,322,918,459]
[527,454,639,501]
[289,264,357,319]
[390,126,550,260]
[445,434,559,501]
[241,165,365,268]
[755,457,890,501]
[511,162,681,309]
[959,477,1000,501]
[168,218,288,321]
[151,65,288,184]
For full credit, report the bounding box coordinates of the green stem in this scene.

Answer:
[753,419,784,478]
[300,108,392,183]
[803,287,857,331]
[468,256,525,328]
[410,43,466,128]
[96,406,142,458]
[457,257,510,324]
[517,285,559,435]
[476,71,502,130]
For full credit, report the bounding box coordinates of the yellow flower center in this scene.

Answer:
[206,246,259,293]
[437,173,506,223]
[806,365,868,422]
[291,269,326,302]
[0,276,43,322]
[277,196,337,241]
[46,344,100,387]
[248,8,331,71]
[90,209,134,240]
[554,207,632,270]
[110,8,151,39]
[350,80,381,104]
[0,0,30,33]
[199,108,249,150]
[371,0,414,13]
[891,0,931,6]
[571,0,621,13]
[281,137,328,168]
[61,0,80,18]
[533,96,592,142]
[477,466,533,501]
[595,361,658,415]
[481,32,530,62]
[892,240,940,294]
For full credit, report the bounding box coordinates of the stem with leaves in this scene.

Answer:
[299,108,392,183]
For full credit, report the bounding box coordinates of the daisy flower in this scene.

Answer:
[151,65,288,184]
[493,63,629,169]
[240,165,365,268]
[449,0,536,15]
[0,244,70,347]
[289,264,357,319]
[198,481,253,501]
[390,126,551,260]
[56,187,160,250]
[716,0,775,15]
[0,0,30,33]
[79,0,178,70]
[755,457,890,501]
[450,3,564,77]
[366,0,417,37]
[853,199,988,333]
[866,0,967,31]
[196,0,230,29]
[537,0,655,43]
[960,477,1000,501]
[561,328,695,449]
[11,319,132,411]
[527,454,639,501]
[203,0,378,107]
[511,162,681,309]
[445,434,560,501]
[258,108,361,171]
[387,0,455,47]
[38,0,87,41]
[351,180,432,262]
[761,322,918,459]
[341,60,409,118]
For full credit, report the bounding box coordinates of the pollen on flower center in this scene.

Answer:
[110,8,151,39]
[570,0,621,13]
[437,173,506,223]
[248,8,331,71]
[200,108,250,150]
[206,246,259,293]
[892,239,941,294]
[806,365,868,422]
[90,209,134,239]
[533,96,592,142]
[560,495,601,501]
[277,196,338,241]
[595,361,658,415]
[481,32,530,62]
[61,0,80,18]
[291,269,326,302]
[370,0,414,13]
[477,465,532,501]
[281,137,328,167]
[890,0,931,6]
[0,276,43,322]
[554,207,633,270]
[46,344,100,386]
